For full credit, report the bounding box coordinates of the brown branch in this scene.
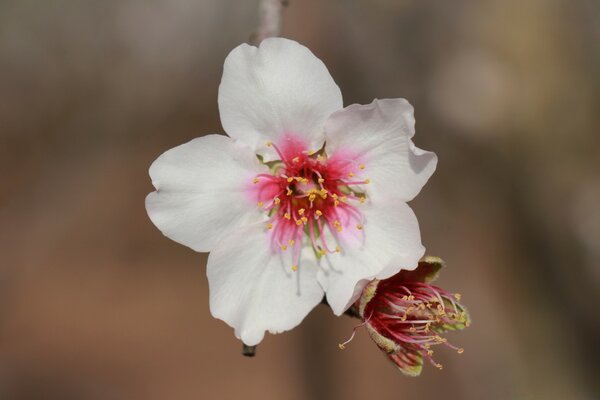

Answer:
[242,344,256,357]
[241,0,289,358]
[321,296,361,319]
[250,0,289,45]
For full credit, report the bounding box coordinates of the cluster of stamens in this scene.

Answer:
[251,140,369,272]
[354,277,469,372]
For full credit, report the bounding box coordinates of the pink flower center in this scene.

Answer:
[250,135,369,271]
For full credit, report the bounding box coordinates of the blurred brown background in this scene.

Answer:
[1,0,599,399]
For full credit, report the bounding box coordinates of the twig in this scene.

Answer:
[242,344,256,357]
[250,0,289,45]
[321,296,361,319]
[242,0,288,358]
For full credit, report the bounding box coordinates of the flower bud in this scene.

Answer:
[350,256,470,376]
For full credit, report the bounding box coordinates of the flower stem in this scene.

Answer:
[242,344,257,357]
[321,296,361,319]
[250,0,289,45]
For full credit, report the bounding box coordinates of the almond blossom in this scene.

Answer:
[145,38,437,345]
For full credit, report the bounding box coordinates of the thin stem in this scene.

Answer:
[241,0,289,358]
[242,344,257,357]
[250,0,289,45]
[321,296,361,319]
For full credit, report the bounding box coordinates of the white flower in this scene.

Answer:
[146,38,437,345]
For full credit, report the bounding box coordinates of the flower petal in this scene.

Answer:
[324,98,437,202]
[207,221,324,345]
[146,134,265,252]
[219,38,342,159]
[318,199,425,315]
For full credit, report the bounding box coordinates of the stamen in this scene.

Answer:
[338,320,367,350]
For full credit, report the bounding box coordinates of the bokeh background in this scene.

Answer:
[1,0,599,399]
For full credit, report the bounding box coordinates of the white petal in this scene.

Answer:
[318,199,425,315]
[324,98,437,202]
[207,222,324,345]
[146,134,266,252]
[219,38,342,159]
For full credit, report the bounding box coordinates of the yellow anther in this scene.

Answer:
[291,265,298,271]
[335,246,341,253]
[296,220,303,226]
[287,188,293,196]
[253,177,260,184]
[301,178,309,184]
[301,216,308,223]
[359,196,366,204]
[457,348,464,354]
[267,223,273,229]
[348,172,354,178]
[319,249,327,256]
[274,197,281,205]
[321,193,328,199]
[266,141,273,147]
[309,194,316,202]
[298,208,305,215]
[287,176,294,183]
[364,178,371,184]
[318,178,325,184]
[336,226,342,232]
[257,201,264,208]
[315,210,323,216]
[359,164,365,170]
[332,193,338,199]
[340,196,347,202]
[454,293,462,301]
[356,224,363,230]
[292,157,300,163]
[289,239,295,246]
[284,213,291,220]
[333,220,341,226]
[338,343,345,350]
[281,245,288,251]
[334,200,340,207]
[427,350,434,356]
